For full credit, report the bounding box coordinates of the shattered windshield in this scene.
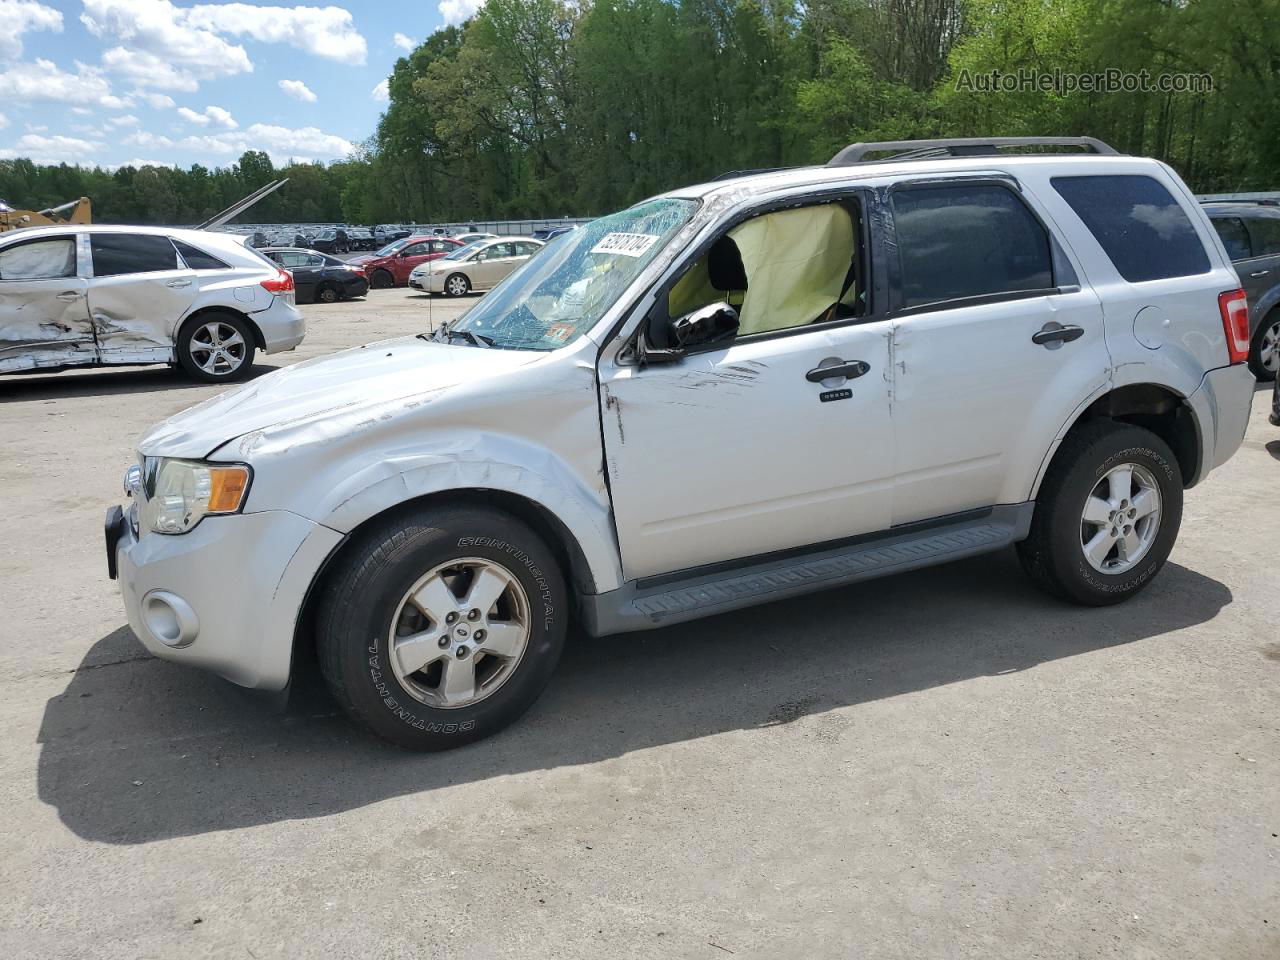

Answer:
[439,198,697,351]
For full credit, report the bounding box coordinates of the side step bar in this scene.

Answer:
[582,503,1033,636]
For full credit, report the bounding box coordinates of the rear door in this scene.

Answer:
[886,178,1110,525]
[0,233,96,373]
[87,233,198,364]
[472,242,515,289]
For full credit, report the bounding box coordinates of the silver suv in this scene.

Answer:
[107,137,1254,749]
[0,225,304,381]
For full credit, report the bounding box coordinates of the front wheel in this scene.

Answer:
[1017,421,1182,606]
[175,312,256,383]
[370,269,394,290]
[444,273,471,297]
[316,505,568,750]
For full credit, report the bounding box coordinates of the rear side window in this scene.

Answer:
[1051,175,1209,282]
[1211,217,1252,260]
[90,233,179,277]
[1249,217,1280,257]
[173,239,229,270]
[892,183,1053,309]
[0,237,76,280]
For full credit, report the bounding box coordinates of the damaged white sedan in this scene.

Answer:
[106,138,1254,750]
[0,225,304,381]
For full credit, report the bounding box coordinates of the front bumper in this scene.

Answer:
[254,295,307,353]
[111,508,342,690]
[411,273,445,293]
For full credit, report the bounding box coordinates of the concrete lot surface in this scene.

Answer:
[1,288,1277,959]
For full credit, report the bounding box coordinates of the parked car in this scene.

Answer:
[106,137,1254,751]
[346,228,375,251]
[347,235,463,288]
[376,225,412,244]
[453,232,497,244]
[1203,200,1280,379]
[409,237,544,296]
[261,247,368,303]
[248,231,270,248]
[1,224,302,382]
[310,228,353,255]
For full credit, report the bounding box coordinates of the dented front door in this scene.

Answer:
[598,321,896,581]
[0,233,97,373]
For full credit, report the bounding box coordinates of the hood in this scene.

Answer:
[346,254,380,267]
[140,336,538,459]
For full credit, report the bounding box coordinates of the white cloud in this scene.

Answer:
[0,1,63,62]
[107,113,140,127]
[0,133,102,163]
[0,112,7,130]
[178,123,354,164]
[278,79,316,103]
[0,59,128,108]
[185,3,367,65]
[136,91,175,109]
[393,32,414,51]
[176,104,237,129]
[123,130,174,148]
[371,78,389,102]
[439,0,485,27]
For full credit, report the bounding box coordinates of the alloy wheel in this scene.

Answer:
[1260,318,1279,374]
[1079,462,1162,574]
[387,558,530,709]
[188,321,247,377]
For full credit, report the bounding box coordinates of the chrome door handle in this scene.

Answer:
[1032,323,1085,347]
[1249,270,1270,278]
[165,278,192,288]
[806,359,870,382]
[55,290,83,302]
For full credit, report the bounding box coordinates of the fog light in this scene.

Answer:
[141,590,199,648]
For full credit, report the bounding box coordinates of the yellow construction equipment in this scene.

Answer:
[0,196,92,233]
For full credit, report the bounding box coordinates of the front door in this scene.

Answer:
[87,232,199,364]
[0,233,95,373]
[599,195,895,581]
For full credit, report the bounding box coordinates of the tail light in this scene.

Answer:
[261,268,295,295]
[1218,289,1249,364]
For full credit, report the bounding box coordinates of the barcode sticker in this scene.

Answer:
[590,232,660,257]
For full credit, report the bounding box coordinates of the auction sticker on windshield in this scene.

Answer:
[591,232,660,257]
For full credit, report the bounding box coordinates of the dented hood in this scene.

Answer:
[140,336,538,459]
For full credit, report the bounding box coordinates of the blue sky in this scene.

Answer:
[0,0,482,169]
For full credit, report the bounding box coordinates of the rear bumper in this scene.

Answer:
[253,295,306,353]
[1188,362,1255,478]
[345,277,369,298]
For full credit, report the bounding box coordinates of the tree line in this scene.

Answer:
[4,0,1277,226]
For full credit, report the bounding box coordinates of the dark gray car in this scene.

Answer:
[1205,201,1280,380]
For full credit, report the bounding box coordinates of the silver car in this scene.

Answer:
[0,224,305,382]
[409,237,544,296]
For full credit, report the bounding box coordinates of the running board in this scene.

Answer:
[582,503,1033,636]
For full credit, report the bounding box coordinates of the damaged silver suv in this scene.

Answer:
[106,138,1255,749]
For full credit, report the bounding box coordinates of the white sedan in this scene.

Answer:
[409,237,544,296]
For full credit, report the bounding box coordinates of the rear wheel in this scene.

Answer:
[444,273,470,297]
[316,505,568,750]
[317,284,340,304]
[175,312,256,383]
[1017,420,1182,606]
[1248,310,1280,381]
[371,269,394,290]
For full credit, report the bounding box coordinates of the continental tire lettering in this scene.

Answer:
[456,535,557,628]
[369,642,476,733]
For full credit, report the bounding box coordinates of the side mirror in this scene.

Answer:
[668,301,739,350]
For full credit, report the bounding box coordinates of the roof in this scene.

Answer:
[0,223,249,247]
[662,153,1166,204]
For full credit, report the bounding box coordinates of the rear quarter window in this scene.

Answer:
[1051,174,1210,282]
[173,238,230,270]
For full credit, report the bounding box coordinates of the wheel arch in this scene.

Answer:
[1033,382,1203,495]
[177,304,266,351]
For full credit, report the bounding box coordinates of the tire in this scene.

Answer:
[317,284,340,304]
[1248,310,1279,381]
[1016,420,1183,606]
[444,273,471,297]
[371,269,394,290]
[175,312,256,383]
[316,505,568,750]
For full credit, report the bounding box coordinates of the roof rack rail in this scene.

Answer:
[709,167,790,182]
[827,137,1118,166]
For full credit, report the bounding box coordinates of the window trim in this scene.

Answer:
[0,234,79,282]
[624,185,882,362]
[885,175,1060,315]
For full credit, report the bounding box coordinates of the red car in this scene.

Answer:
[347,235,464,288]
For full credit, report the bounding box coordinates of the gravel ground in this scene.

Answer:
[1,287,1277,959]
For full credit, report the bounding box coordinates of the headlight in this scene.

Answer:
[140,457,251,535]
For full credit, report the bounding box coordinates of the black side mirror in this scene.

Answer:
[668,301,739,349]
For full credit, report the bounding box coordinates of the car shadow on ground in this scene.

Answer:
[0,364,278,402]
[36,550,1231,844]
